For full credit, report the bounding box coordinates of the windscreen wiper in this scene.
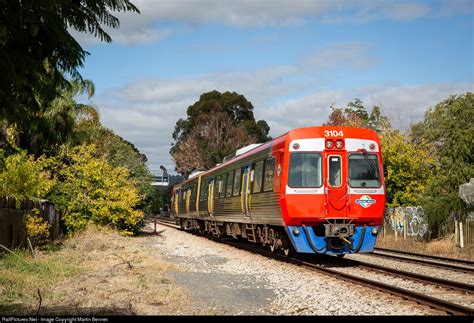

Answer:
[362,150,378,177]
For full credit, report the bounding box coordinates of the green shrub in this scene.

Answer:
[48,144,144,234]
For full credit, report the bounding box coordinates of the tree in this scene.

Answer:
[171,90,271,175]
[72,123,157,215]
[0,149,54,206]
[18,79,99,157]
[324,99,390,131]
[48,144,144,234]
[0,0,139,135]
[381,129,438,207]
[413,93,474,236]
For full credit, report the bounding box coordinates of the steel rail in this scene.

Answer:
[313,256,474,294]
[375,247,474,266]
[369,250,474,273]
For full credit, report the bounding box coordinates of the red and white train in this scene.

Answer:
[171,126,386,256]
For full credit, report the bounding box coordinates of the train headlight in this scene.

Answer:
[335,139,344,149]
[371,227,379,236]
[292,228,300,236]
[325,140,334,149]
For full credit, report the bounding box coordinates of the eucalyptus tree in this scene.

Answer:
[171,90,271,175]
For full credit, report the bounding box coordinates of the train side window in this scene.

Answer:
[220,174,227,198]
[216,176,222,198]
[192,184,197,202]
[203,180,209,200]
[328,156,342,187]
[252,161,264,193]
[263,158,275,192]
[226,171,234,197]
[199,182,204,201]
[233,168,242,196]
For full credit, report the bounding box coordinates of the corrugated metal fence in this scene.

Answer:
[0,197,60,248]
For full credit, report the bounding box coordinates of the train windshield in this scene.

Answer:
[348,153,381,188]
[288,153,322,188]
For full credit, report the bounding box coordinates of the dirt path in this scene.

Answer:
[0,225,203,315]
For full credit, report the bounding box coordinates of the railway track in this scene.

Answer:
[368,248,474,273]
[152,218,473,316]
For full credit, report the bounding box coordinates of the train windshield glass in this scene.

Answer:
[288,153,322,188]
[348,153,381,188]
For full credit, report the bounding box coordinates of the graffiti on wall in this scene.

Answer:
[386,206,428,238]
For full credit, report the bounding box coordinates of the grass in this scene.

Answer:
[0,224,198,315]
[0,248,81,302]
[377,233,473,260]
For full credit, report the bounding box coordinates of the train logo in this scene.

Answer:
[355,195,376,208]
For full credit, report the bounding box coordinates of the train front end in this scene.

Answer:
[281,126,386,255]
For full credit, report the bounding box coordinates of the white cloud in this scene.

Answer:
[438,0,474,16]
[95,65,299,173]
[302,41,379,70]
[94,57,473,174]
[70,0,437,45]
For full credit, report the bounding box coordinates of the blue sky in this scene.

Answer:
[72,0,474,175]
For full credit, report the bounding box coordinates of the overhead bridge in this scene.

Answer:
[152,175,169,186]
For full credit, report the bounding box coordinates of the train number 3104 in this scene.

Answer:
[324,130,344,137]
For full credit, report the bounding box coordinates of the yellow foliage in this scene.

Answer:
[49,144,144,234]
[25,209,51,240]
[380,129,438,207]
[0,150,55,206]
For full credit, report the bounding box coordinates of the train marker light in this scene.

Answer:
[371,227,379,236]
[369,143,376,150]
[293,143,300,150]
[325,140,334,149]
[292,228,300,236]
[335,139,344,149]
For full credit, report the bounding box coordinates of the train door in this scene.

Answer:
[196,177,201,214]
[326,152,348,217]
[241,163,252,216]
[174,190,179,215]
[207,178,215,214]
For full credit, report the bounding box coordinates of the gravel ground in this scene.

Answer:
[149,223,447,315]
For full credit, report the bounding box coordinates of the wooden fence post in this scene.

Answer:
[403,217,407,240]
[459,221,464,249]
[455,218,459,246]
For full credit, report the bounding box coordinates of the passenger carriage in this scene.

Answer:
[171,126,386,256]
